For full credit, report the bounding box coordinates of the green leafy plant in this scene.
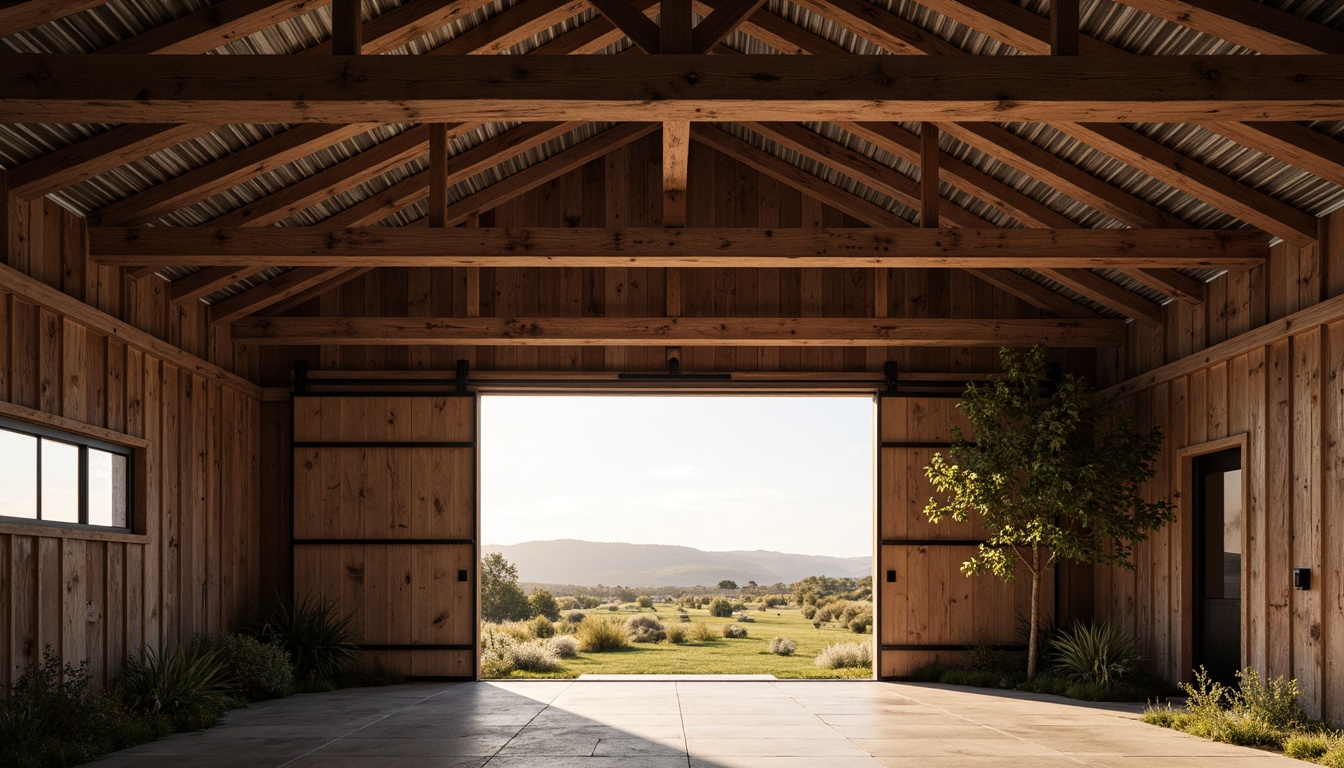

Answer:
[252,593,358,682]
[482,553,531,623]
[1050,621,1140,688]
[194,633,294,702]
[118,642,233,731]
[925,344,1175,679]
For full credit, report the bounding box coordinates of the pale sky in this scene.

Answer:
[481,395,875,558]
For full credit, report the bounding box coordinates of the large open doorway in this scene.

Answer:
[479,394,876,679]
[1192,448,1244,686]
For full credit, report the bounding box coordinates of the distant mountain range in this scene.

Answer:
[482,539,871,588]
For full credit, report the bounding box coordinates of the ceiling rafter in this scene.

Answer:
[208,267,351,325]
[588,0,663,52]
[961,269,1101,319]
[1111,0,1344,55]
[100,0,333,55]
[1037,268,1165,326]
[88,227,1269,269]
[690,0,768,53]
[258,268,375,316]
[169,266,264,306]
[1117,268,1208,306]
[0,0,108,38]
[230,315,1129,347]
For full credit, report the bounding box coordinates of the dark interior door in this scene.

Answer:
[1193,449,1242,686]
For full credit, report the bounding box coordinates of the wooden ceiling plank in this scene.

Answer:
[692,125,912,229]
[962,269,1100,319]
[101,0,333,55]
[89,226,1270,269]
[1202,122,1344,189]
[7,55,1344,124]
[94,123,377,226]
[208,267,351,324]
[837,121,1076,228]
[169,266,264,306]
[0,0,107,38]
[231,315,1129,347]
[321,120,589,228]
[258,268,375,316]
[1037,268,1165,326]
[587,0,663,52]
[1120,267,1208,305]
[1050,122,1321,246]
[937,122,1176,229]
[1113,0,1344,55]
[691,0,767,53]
[743,122,992,228]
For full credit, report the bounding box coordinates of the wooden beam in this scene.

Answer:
[1112,0,1344,55]
[788,0,962,55]
[937,122,1178,229]
[534,0,659,54]
[660,0,692,53]
[1118,267,1208,305]
[258,268,374,316]
[962,269,1100,319]
[7,124,212,200]
[692,125,911,228]
[1049,122,1321,246]
[662,121,690,227]
[1050,0,1079,56]
[691,0,767,53]
[208,267,352,324]
[330,0,364,55]
[920,123,939,228]
[101,0,333,55]
[693,0,847,55]
[232,315,1128,347]
[428,124,449,228]
[837,122,1077,228]
[7,55,1344,124]
[93,124,375,226]
[1202,122,1344,189]
[0,0,107,38]
[169,266,263,306]
[588,0,663,52]
[1036,268,1165,326]
[89,227,1270,269]
[741,122,991,228]
[328,0,490,55]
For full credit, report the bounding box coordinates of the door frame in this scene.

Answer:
[1176,433,1248,684]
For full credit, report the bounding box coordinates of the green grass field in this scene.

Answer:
[500,606,872,679]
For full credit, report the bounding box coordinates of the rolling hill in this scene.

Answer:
[482,539,871,588]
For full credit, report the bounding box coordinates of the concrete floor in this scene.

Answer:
[87,679,1305,767]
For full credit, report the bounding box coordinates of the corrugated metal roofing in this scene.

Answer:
[2,0,1343,316]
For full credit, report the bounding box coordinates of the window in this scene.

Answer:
[0,416,133,532]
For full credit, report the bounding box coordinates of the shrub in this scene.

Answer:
[1284,734,1331,761]
[690,622,719,643]
[530,615,556,639]
[636,596,653,608]
[848,610,873,634]
[194,633,294,702]
[564,610,588,624]
[528,589,561,621]
[723,624,748,639]
[118,643,233,731]
[558,596,580,611]
[606,604,620,612]
[666,624,689,644]
[493,620,535,642]
[1050,621,1140,688]
[481,628,519,678]
[1236,667,1303,730]
[815,641,872,670]
[512,640,562,673]
[625,615,667,643]
[768,637,796,656]
[577,616,629,652]
[1152,667,1308,751]
[251,593,358,682]
[708,597,733,617]
[800,604,817,620]
[678,613,691,622]
[549,635,579,659]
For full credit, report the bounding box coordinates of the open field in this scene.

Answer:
[501,606,872,679]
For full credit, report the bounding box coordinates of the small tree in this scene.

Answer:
[708,597,734,618]
[716,580,738,590]
[529,589,561,621]
[636,595,653,609]
[924,344,1174,680]
[481,553,531,623]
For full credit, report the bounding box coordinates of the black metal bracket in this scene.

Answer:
[884,360,899,394]
[293,359,309,394]
[455,359,470,394]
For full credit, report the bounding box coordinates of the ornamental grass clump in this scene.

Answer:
[1050,621,1141,689]
[689,622,719,643]
[511,640,562,673]
[815,641,872,670]
[577,616,629,652]
[117,643,233,731]
[665,624,689,644]
[768,637,796,656]
[251,593,358,682]
[548,635,580,659]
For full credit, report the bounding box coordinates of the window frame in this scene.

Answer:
[0,402,147,542]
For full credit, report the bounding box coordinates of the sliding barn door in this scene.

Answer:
[876,394,1051,677]
[292,394,477,678]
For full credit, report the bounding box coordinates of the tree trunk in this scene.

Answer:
[1027,544,1042,681]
